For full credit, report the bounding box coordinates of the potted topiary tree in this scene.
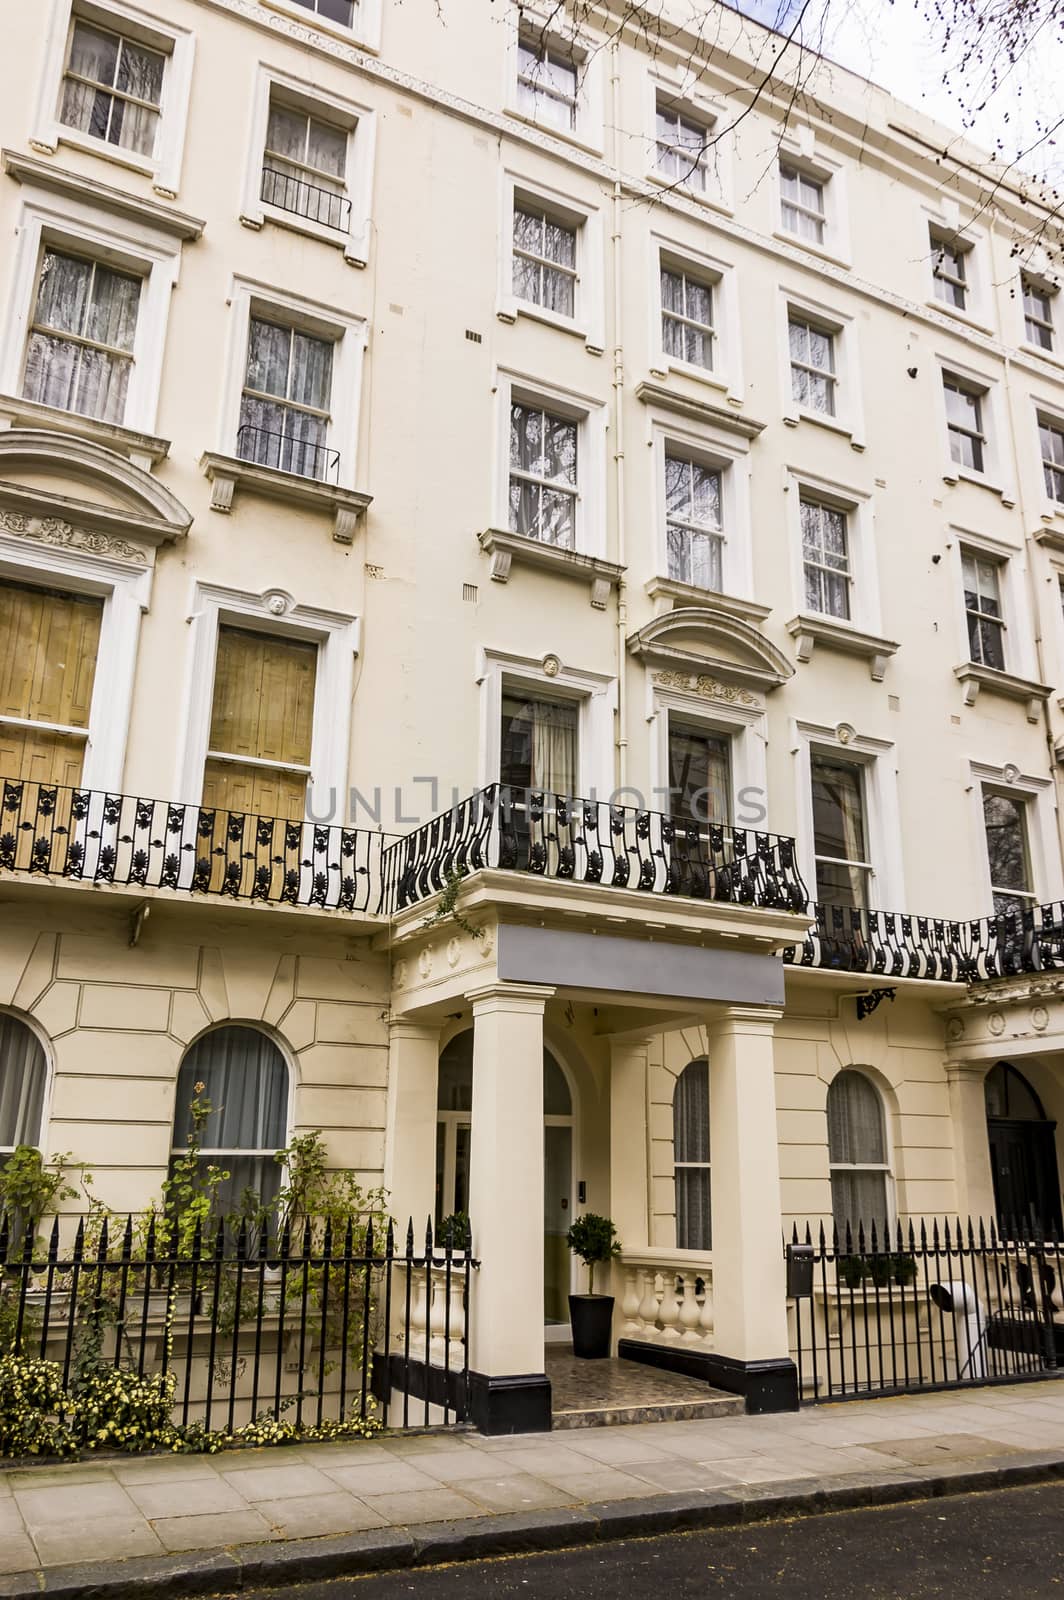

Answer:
[565,1213,621,1359]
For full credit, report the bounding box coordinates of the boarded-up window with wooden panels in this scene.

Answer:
[202,626,317,822]
[0,581,102,788]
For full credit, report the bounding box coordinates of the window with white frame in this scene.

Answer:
[811,753,871,909]
[668,718,731,826]
[172,1026,289,1218]
[516,34,578,130]
[202,625,317,819]
[789,313,836,416]
[508,400,578,548]
[1038,413,1064,503]
[664,451,722,591]
[931,227,970,311]
[1023,274,1055,350]
[800,497,851,620]
[59,17,165,158]
[674,1059,711,1251]
[962,549,1006,670]
[827,1070,890,1235]
[655,96,711,192]
[982,789,1035,918]
[290,0,354,25]
[21,246,141,425]
[660,260,714,370]
[0,1013,48,1157]
[512,203,577,317]
[780,163,825,243]
[944,374,987,472]
[238,317,336,482]
[0,578,103,789]
[261,96,350,232]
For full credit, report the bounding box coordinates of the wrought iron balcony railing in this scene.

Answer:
[260,165,353,232]
[0,779,379,913]
[236,424,340,485]
[380,784,809,915]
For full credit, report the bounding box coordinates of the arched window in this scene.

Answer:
[984,1061,1046,1121]
[0,1013,47,1154]
[674,1058,710,1250]
[172,1026,289,1220]
[827,1070,890,1235]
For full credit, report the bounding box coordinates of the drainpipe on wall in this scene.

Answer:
[610,39,628,792]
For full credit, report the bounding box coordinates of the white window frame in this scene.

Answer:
[0,529,151,793]
[494,370,606,558]
[216,277,367,492]
[503,8,604,154]
[784,469,882,638]
[937,358,1012,499]
[929,225,973,314]
[923,205,990,329]
[647,678,768,828]
[970,761,1060,912]
[172,1022,296,1197]
[825,1067,895,1237]
[779,289,865,447]
[645,72,732,214]
[1021,271,1057,354]
[1030,396,1064,518]
[0,192,182,436]
[240,65,376,267]
[475,646,615,800]
[32,0,194,197]
[794,720,905,912]
[177,581,360,813]
[0,1009,56,1159]
[948,526,1035,681]
[649,414,753,602]
[774,135,850,265]
[649,234,743,402]
[497,172,603,351]
[259,0,383,55]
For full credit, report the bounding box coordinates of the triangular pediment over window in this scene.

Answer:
[627,606,794,693]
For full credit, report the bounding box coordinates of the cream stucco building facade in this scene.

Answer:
[2,0,1064,1430]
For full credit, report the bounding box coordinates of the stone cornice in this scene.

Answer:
[2,151,206,241]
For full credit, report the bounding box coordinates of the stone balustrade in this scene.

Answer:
[619,1250,714,1349]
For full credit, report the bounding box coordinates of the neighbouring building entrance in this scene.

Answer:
[985,1061,1063,1232]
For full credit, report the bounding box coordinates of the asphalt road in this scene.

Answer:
[237,1483,1064,1599]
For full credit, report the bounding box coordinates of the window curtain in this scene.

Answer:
[23,253,138,424]
[812,759,867,908]
[668,725,730,824]
[674,1059,711,1250]
[240,320,332,476]
[508,405,577,547]
[0,1015,47,1150]
[61,24,163,157]
[530,700,577,796]
[827,1071,888,1235]
[173,1027,289,1218]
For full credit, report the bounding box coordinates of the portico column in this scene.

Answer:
[946,1063,996,1226]
[706,1005,797,1412]
[383,1021,441,1232]
[609,1038,651,1249]
[466,982,555,1434]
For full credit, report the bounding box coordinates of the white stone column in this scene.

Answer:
[609,1038,650,1250]
[707,1006,792,1392]
[946,1062,996,1226]
[383,1020,441,1234]
[466,982,554,1427]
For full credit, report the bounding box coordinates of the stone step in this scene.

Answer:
[546,1347,744,1430]
[552,1392,743,1429]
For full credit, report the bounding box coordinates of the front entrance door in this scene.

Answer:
[988,1120,1062,1232]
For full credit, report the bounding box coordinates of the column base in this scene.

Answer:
[468,1371,552,1435]
[618,1340,799,1414]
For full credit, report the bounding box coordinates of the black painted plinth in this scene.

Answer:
[467,1370,553,1434]
[618,1339,799,1413]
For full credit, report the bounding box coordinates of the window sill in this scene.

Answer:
[259,0,379,53]
[33,124,162,184]
[786,613,899,681]
[241,202,366,265]
[771,228,851,271]
[2,150,204,241]
[941,466,1014,505]
[1019,339,1062,368]
[1033,518,1064,554]
[635,380,765,440]
[782,407,864,450]
[478,527,623,608]
[648,356,739,403]
[200,453,372,544]
[954,662,1050,721]
[0,394,170,471]
[644,169,732,218]
[926,297,995,337]
[645,575,770,625]
[503,106,603,159]
[497,298,599,351]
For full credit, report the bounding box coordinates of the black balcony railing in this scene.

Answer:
[380,784,809,915]
[783,899,1064,983]
[236,423,340,484]
[261,164,352,232]
[0,778,379,912]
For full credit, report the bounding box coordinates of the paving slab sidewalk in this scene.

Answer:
[2,1379,1064,1596]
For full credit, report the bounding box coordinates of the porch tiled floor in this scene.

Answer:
[546,1346,743,1427]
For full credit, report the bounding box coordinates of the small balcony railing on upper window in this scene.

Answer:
[236,424,340,485]
[260,165,352,232]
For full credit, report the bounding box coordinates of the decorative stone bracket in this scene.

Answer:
[200,453,372,544]
[953,662,1050,724]
[786,613,899,682]
[477,527,624,609]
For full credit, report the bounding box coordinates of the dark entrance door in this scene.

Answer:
[987,1119,1062,1233]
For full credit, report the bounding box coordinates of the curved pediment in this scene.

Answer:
[627,606,794,692]
[0,429,192,550]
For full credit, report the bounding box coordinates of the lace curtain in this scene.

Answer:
[23,251,139,424]
[173,1027,289,1213]
[827,1071,889,1234]
[674,1059,711,1250]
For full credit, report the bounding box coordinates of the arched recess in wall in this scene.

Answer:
[826,1068,893,1238]
[0,1008,50,1154]
[172,1024,293,1218]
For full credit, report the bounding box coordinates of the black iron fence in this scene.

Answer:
[260,164,352,231]
[381,784,809,914]
[0,1212,476,1437]
[0,779,380,912]
[789,1218,1064,1403]
[236,423,340,484]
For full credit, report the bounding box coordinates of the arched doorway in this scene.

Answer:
[434,1031,575,1332]
[985,1061,1062,1232]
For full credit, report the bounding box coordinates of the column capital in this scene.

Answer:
[944,1059,991,1083]
[466,982,555,1016]
[387,1017,442,1041]
[707,1004,785,1035]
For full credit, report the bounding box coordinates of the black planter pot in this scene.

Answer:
[568,1293,614,1359]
